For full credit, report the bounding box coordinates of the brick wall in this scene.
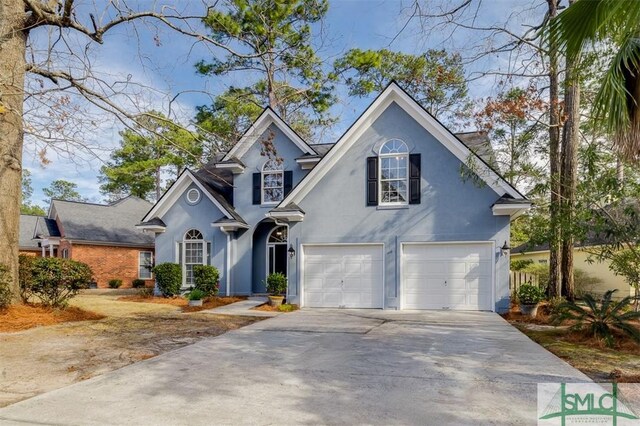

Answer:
[67,243,155,289]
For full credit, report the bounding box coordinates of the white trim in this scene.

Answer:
[181,229,207,287]
[142,170,234,222]
[264,211,305,222]
[492,203,531,218]
[261,160,285,205]
[138,250,154,280]
[211,221,249,232]
[295,157,321,170]
[378,139,410,206]
[186,188,201,204]
[399,241,496,312]
[222,109,315,162]
[279,83,524,207]
[299,243,385,309]
[213,162,245,173]
[136,224,166,233]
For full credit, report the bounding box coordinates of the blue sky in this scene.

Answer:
[23,0,541,207]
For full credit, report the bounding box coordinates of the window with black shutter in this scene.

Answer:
[409,153,421,204]
[366,156,378,206]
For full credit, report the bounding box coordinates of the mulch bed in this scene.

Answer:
[0,304,105,333]
[118,295,246,312]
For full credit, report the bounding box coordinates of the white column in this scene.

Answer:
[49,245,54,257]
[41,246,46,257]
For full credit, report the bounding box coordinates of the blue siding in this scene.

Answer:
[286,102,511,311]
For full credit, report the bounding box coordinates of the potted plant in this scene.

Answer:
[266,272,287,307]
[187,289,205,307]
[517,284,545,317]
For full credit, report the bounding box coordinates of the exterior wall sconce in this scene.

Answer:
[288,245,296,258]
[501,241,511,256]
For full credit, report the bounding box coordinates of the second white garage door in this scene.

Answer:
[401,243,493,311]
[303,244,384,308]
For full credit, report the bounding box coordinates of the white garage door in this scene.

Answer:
[401,243,493,311]
[303,244,384,308]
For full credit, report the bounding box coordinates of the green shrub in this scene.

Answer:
[278,303,298,312]
[517,284,545,305]
[153,263,182,297]
[18,254,36,303]
[552,289,640,347]
[193,265,219,296]
[132,279,146,288]
[521,263,550,291]
[187,289,206,301]
[0,264,13,309]
[26,257,93,307]
[511,259,534,271]
[266,272,287,295]
[108,279,123,289]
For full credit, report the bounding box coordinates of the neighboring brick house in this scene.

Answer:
[26,196,155,288]
[19,215,46,257]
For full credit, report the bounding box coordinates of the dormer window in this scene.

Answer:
[261,160,284,204]
[379,139,409,205]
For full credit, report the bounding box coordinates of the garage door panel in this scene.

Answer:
[303,245,383,309]
[402,243,493,311]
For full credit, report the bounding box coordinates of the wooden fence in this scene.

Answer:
[509,271,540,294]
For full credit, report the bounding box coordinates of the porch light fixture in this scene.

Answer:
[501,241,511,256]
[288,245,296,258]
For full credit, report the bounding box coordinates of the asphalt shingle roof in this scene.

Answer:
[51,196,154,246]
[19,215,43,249]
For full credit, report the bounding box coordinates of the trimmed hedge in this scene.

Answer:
[23,257,93,307]
[132,279,146,288]
[108,279,123,289]
[193,265,220,296]
[153,263,182,297]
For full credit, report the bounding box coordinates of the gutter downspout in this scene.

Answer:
[221,230,232,297]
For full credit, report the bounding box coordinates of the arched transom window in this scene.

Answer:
[268,226,288,243]
[379,139,409,204]
[262,160,284,204]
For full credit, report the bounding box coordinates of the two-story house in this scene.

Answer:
[138,83,530,312]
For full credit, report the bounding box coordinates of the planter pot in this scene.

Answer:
[188,299,203,307]
[268,295,285,307]
[520,303,539,318]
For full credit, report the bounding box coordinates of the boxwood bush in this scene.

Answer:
[517,284,545,305]
[266,272,287,296]
[193,265,219,296]
[131,279,146,288]
[108,279,122,289]
[24,257,93,307]
[153,263,182,297]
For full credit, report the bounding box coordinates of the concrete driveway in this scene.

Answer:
[0,310,588,425]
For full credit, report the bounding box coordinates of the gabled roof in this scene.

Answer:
[19,215,46,250]
[49,196,154,246]
[141,169,245,225]
[278,82,526,207]
[222,107,316,162]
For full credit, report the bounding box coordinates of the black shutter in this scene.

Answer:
[366,156,378,206]
[252,173,261,205]
[283,171,293,196]
[409,153,421,204]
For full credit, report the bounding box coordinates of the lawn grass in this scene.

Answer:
[117,294,246,312]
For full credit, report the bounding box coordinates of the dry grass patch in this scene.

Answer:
[0,304,105,333]
[253,303,299,312]
[118,295,245,312]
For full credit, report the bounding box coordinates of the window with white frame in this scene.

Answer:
[379,139,409,204]
[182,229,205,286]
[139,251,153,279]
[262,160,284,204]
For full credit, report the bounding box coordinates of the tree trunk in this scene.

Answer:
[547,0,561,299]
[560,42,581,302]
[0,0,27,302]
